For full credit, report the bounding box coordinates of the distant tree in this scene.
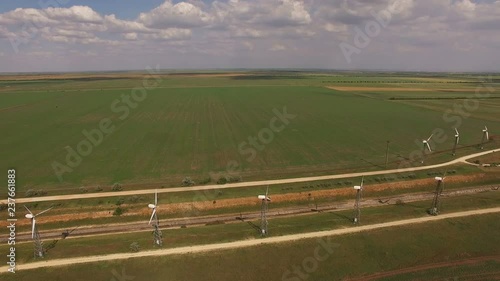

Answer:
[25,189,36,197]
[129,242,140,252]
[113,207,124,216]
[112,183,123,191]
[115,197,125,206]
[216,177,227,185]
[181,177,195,187]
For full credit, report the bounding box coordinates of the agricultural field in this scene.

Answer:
[0,72,499,193]
[1,72,499,281]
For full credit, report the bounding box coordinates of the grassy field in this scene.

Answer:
[3,211,499,280]
[1,72,498,191]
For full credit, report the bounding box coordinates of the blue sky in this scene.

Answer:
[0,0,499,72]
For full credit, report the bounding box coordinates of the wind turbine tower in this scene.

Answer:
[421,134,434,164]
[148,190,163,247]
[353,177,364,224]
[429,174,446,216]
[24,206,53,258]
[480,126,489,149]
[452,128,460,156]
[258,186,271,236]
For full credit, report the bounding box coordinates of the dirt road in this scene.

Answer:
[4,149,497,205]
[2,207,499,272]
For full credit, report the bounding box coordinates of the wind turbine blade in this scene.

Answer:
[24,205,33,215]
[35,206,53,217]
[361,176,364,187]
[427,134,434,142]
[486,132,489,140]
[32,218,36,239]
[455,128,459,135]
[155,190,158,206]
[266,186,269,197]
[426,142,432,152]
[149,208,156,225]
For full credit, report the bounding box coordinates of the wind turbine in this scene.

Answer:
[421,134,434,163]
[148,190,162,246]
[429,173,446,216]
[480,126,489,149]
[258,186,271,236]
[452,128,460,156]
[24,205,53,258]
[353,177,364,224]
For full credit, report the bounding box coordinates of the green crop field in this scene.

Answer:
[1,72,499,191]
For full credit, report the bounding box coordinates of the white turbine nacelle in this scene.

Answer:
[25,214,34,219]
[422,134,434,152]
[258,195,271,201]
[354,186,362,190]
[148,204,156,209]
[435,177,443,181]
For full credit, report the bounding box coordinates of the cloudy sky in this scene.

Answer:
[0,0,498,72]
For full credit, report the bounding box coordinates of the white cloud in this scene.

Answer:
[213,0,311,26]
[104,14,149,33]
[323,23,347,33]
[138,1,213,28]
[143,28,192,40]
[43,6,103,23]
[123,33,138,40]
[270,43,286,51]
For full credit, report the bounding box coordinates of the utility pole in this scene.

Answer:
[429,174,446,216]
[385,141,390,168]
[353,177,364,224]
[258,187,271,236]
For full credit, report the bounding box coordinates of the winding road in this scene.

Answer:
[5,149,497,204]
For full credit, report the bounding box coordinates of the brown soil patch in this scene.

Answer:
[346,255,500,281]
[327,86,478,92]
[6,174,487,227]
